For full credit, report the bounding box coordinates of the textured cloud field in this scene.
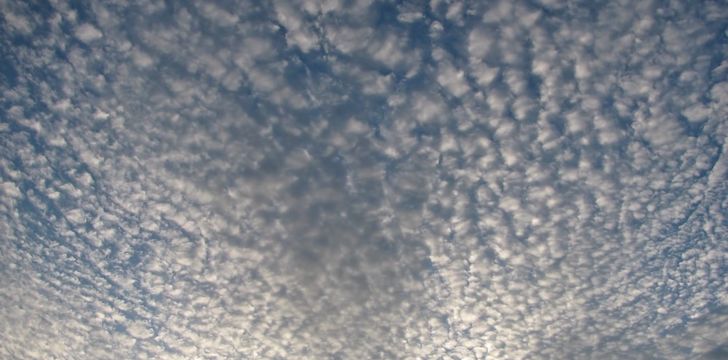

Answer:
[1,0,727,359]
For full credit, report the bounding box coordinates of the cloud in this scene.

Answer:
[0,0,726,359]
[75,23,103,42]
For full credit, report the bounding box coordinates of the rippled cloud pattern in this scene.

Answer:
[1,0,727,359]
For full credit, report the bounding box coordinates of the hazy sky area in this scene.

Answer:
[1,0,727,359]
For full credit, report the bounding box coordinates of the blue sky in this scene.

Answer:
[1,0,727,359]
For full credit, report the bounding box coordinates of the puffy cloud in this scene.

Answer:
[74,23,102,42]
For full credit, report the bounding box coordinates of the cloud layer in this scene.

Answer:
[1,0,727,358]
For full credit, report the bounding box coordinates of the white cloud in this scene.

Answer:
[274,0,318,52]
[197,2,239,27]
[131,48,154,68]
[75,23,102,42]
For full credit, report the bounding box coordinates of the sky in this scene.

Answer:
[0,0,727,359]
